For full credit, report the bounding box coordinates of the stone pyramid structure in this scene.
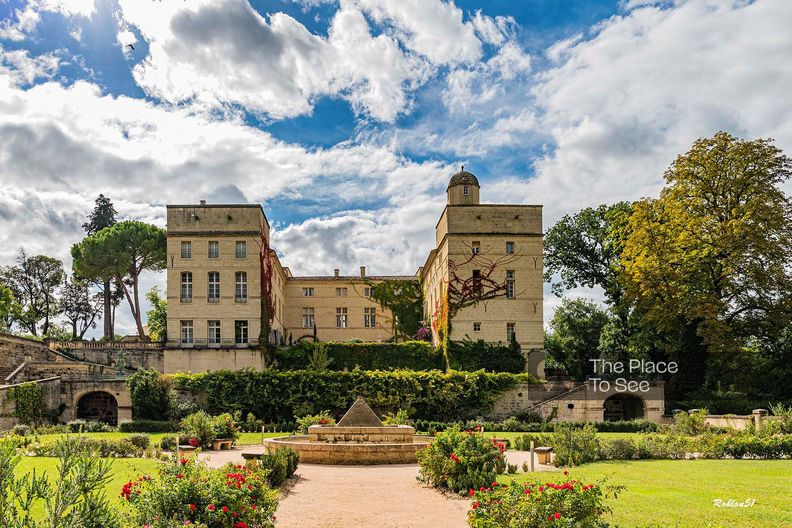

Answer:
[337,397,383,427]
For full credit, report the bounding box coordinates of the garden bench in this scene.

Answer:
[534,446,553,464]
[212,439,234,451]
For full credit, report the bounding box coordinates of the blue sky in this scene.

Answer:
[1,0,791,335]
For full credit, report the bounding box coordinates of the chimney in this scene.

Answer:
[360,266,366,278]
[334,268,340,278]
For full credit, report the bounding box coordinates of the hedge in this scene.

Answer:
[168,369,537,422]
[447,338,526,373]
[273,340,444,371]
[413,418,658,434]
[119,420,180,433]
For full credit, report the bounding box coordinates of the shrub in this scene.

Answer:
[121,455,278,528]
[120,420,180,433]
[169,369,535,423]
[447,338,526,373]
[67,419,115,433]
[8,382,44,425]
[257,448,300,486]
[181,411,217,448]
[128,369,169,421]
[295,411,335,435]
[467,475,622,528]
[551,423,600,467]
[601,438,638,460]
[275,340,444,371]
[11,424,31,436]
[32,424,70,434]
[672,409,709,436]
[212,412,240,442]
[512,434,554,451]
[242,412,265,433]
[0,439,120,527]
[167,389,199,421]
[417,428,506,493]
[29,437,143,458]
[126,434,151,450]
[382,409,411,425]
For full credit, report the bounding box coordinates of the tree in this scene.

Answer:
[61,278,103,340]
[544,202,632,307]
[544,298,609,381]
[81,194,118,340]
[0,283,15,332]
[145,286,167,342]
[127,369,169,421]
[72,221,166,339]
[621,132,792,358]
[367,279,424,339]
[0,249,65,336]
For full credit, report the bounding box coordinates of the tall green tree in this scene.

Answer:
[0,249,65,336]
[72,221,166,339]
[367,279,424,339]
[621,132,792,360]
[544,202,632,307]
[0,283,15,332]
[61,278,103,340]
[80,194,118,340]
[145,286,167,342]
[544,298,609,381]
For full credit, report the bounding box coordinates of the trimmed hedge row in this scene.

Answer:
[119,420,180,433]
[169,369,537,422]
[274,340,444,371]
[414,418,658,434]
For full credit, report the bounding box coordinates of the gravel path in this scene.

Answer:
[198,449,554,528]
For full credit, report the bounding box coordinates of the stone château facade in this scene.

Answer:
[165,170,545,376]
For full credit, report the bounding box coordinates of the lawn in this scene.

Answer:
[498,459,792,528]
[27,430,283,446]
[13,456,163,518]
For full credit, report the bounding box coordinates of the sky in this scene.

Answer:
[1,0,791,337]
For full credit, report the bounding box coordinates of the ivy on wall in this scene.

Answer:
[9,381,43,425]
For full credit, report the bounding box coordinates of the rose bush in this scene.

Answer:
[121,455,278,528]
[467,474,621,528]
[417,428,506,493]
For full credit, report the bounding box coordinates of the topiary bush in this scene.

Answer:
[417,428,506,493]
[468,474,622,528]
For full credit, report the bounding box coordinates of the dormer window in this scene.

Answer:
[463,185,469,195]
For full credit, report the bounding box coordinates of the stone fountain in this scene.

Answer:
[263,397,432,464]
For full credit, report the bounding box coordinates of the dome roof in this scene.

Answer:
[448,168,480,189]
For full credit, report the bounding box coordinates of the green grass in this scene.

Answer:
[26,431,285,447]
[13,456,162,518]
[499,459,792,528]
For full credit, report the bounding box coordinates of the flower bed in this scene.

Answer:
[467,473,622,528]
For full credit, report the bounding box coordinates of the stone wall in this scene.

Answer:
[163,347,266,373]
[489,381,666,424]
[0,377,62,428]
[49,342,164,372]
[0,334,51,380]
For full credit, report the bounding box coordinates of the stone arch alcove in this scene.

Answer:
[76,391,119,426]
[603,393,645,421]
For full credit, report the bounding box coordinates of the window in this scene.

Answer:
[208,272,220,302]
[336,287,348,297]
[364,287,375,297]
[472,241,480,254]
[235,241,247,258]
[336,307,348,328]
[208,320,221,345]
[302,307,315,328]
[506,241,514,254]
[364,307,376,328]
[302,287,314,297]
[235,320,248,345]
[235,271,248,302]
[181,241,192,259]
[463,185,469,196]
[180,272,193,302]
[506,322,516,342]
[208,241,219,259]
[506,270,515,299]
[472,269,481,292]
[473,322,481,332]
[180,320,193,344]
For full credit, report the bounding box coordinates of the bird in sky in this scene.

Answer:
[126,43,135,51]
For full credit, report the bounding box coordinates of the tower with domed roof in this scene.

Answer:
[419,167,545,377]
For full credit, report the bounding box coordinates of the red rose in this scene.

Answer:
[189,504,195,511]
[554,512,561,519]
[563,470,569,475]
[208,505,215,511]
[222,506,229,513]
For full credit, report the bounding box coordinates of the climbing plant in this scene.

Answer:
[259,233,275,349]
[432,284,450,368]
[9,382,44,425]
